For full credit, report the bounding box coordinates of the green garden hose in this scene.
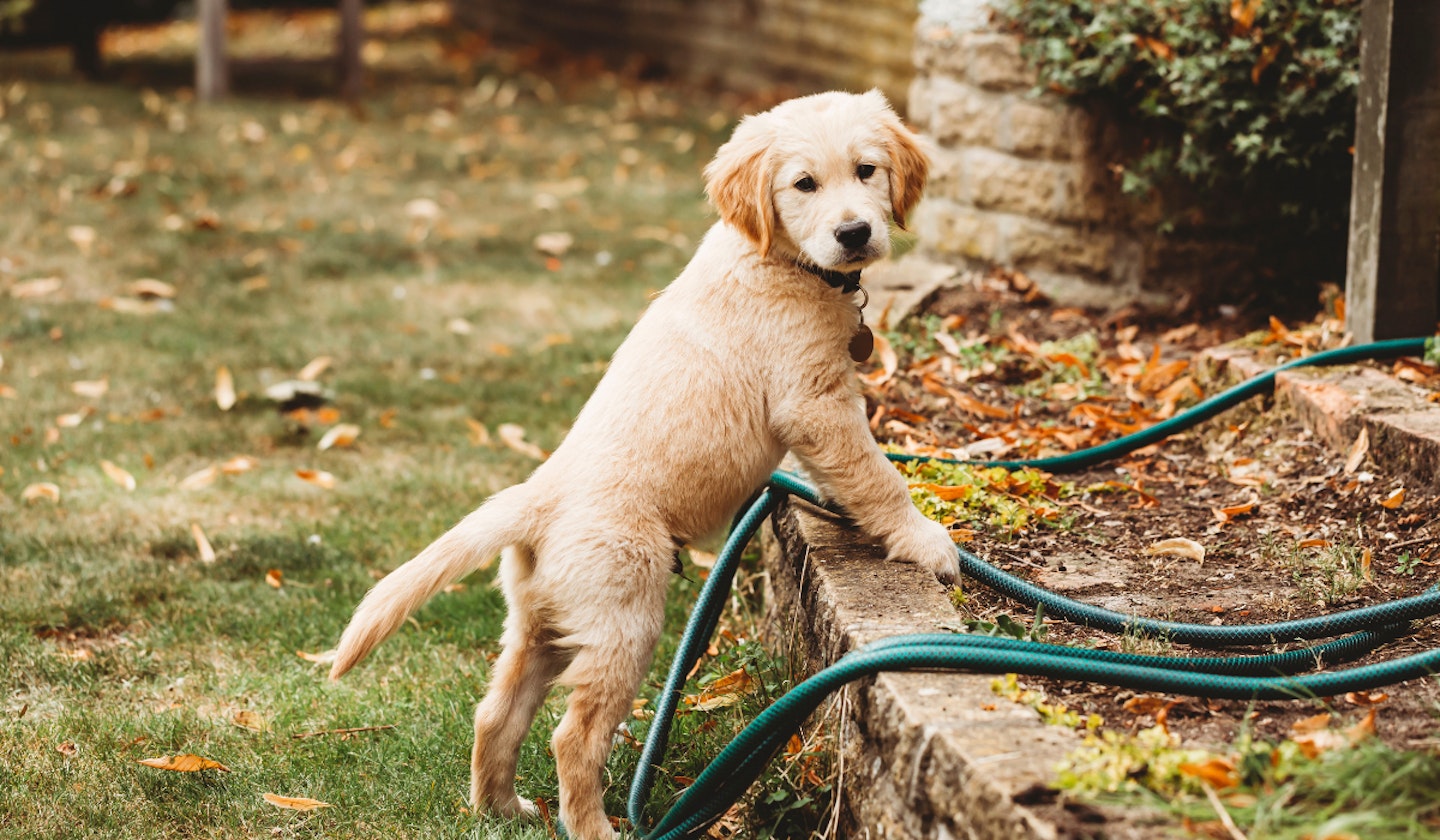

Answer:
[629,337,1439,839]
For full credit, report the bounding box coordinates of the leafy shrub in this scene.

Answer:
[997,0,1361,235]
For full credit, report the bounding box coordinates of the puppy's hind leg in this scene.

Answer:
[549,545,670,840]
[471,547,567,818]
[551,652,653,840]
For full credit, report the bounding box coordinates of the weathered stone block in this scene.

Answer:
[965,148,1064,219]
[962,31,1035,91]
[922,77,1004,147]
[1003,216,1116,277]
[1004,97,1077,160]
[1054,162,1118,225]
[915,200,1002,262]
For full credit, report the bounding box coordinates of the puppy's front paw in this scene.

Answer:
[887,516,959,585]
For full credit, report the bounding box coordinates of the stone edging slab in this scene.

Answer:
[761,499,1163,839]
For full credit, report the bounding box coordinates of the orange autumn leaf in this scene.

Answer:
[913,482,973,502]
[220,455,258,475]
[22,482,61,504]
[859,331,898,388]
[137,754,231,773]
[262,793,332,811]
[950,391,1010,420]
[317,424,361,451]
[295,469,337,489]
[100,460,136,491]
[1298,538,1331,549]
[1178,757,1238,790]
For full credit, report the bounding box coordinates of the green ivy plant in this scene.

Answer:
[996,0,1361,235]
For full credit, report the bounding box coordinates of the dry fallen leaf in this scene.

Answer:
[1178,757,1238,790]
[297,355,333,382]
[1143,537,1206,564]
[137,754,230,773]
[317,424,361,451]
[215,366,236,411]
[180,465,219,490]
[295,469,337,489]
[232,710,268,732]
[684,668,756,711]
[465,417,491,446]
[10,277,62,299]
[1292,709,1376,759]
[67,225,96,254]
[100,460,136,491]
[859,331,898,387]
[22,482,60,504]
[220,455,257,475]
[191,523,216,563]
[71,378,109,399]
[686,547,718,569]
[262,793,332,811]
[1344,427,1369,475]
[128,278,177,299]
[498,424,547,460]
[533,231,574,257]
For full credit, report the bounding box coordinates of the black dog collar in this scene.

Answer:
[798,262,863,294]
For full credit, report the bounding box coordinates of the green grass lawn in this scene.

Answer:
[0,8,824,837]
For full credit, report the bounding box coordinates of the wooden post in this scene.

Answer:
[337,0,364,100]
[196,0,229,101]
[1345,0,1440,343]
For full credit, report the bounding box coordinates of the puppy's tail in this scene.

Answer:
[329,484,532,680]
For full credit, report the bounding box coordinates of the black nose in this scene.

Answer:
[834,220,871,249]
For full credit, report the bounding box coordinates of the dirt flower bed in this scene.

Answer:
[861,271,1440,833]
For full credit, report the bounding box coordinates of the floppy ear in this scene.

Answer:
[704,118,776,256]
[884,116,931,230]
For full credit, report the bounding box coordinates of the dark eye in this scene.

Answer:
[794,175,817,193]
[856,163,876,180]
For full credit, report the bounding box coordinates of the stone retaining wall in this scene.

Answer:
[909,0,1254,305]
[451,0,918,108]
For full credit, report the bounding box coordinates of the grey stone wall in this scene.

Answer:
[909,0,1254,304]
[452,0,919,108]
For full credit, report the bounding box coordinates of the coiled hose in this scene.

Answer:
[630,336,1439,839]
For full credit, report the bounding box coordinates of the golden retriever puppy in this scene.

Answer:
[329,89,957,840]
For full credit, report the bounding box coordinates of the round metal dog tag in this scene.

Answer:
[849,324,874,363]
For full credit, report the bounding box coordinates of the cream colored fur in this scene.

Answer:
[329,90,957,840]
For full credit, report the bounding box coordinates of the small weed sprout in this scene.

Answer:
[1395,552,1422,577]
[1117,624,1173,657]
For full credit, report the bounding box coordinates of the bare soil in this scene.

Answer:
[865,273,1440,753]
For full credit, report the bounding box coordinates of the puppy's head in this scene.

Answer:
[704,90,930,273]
